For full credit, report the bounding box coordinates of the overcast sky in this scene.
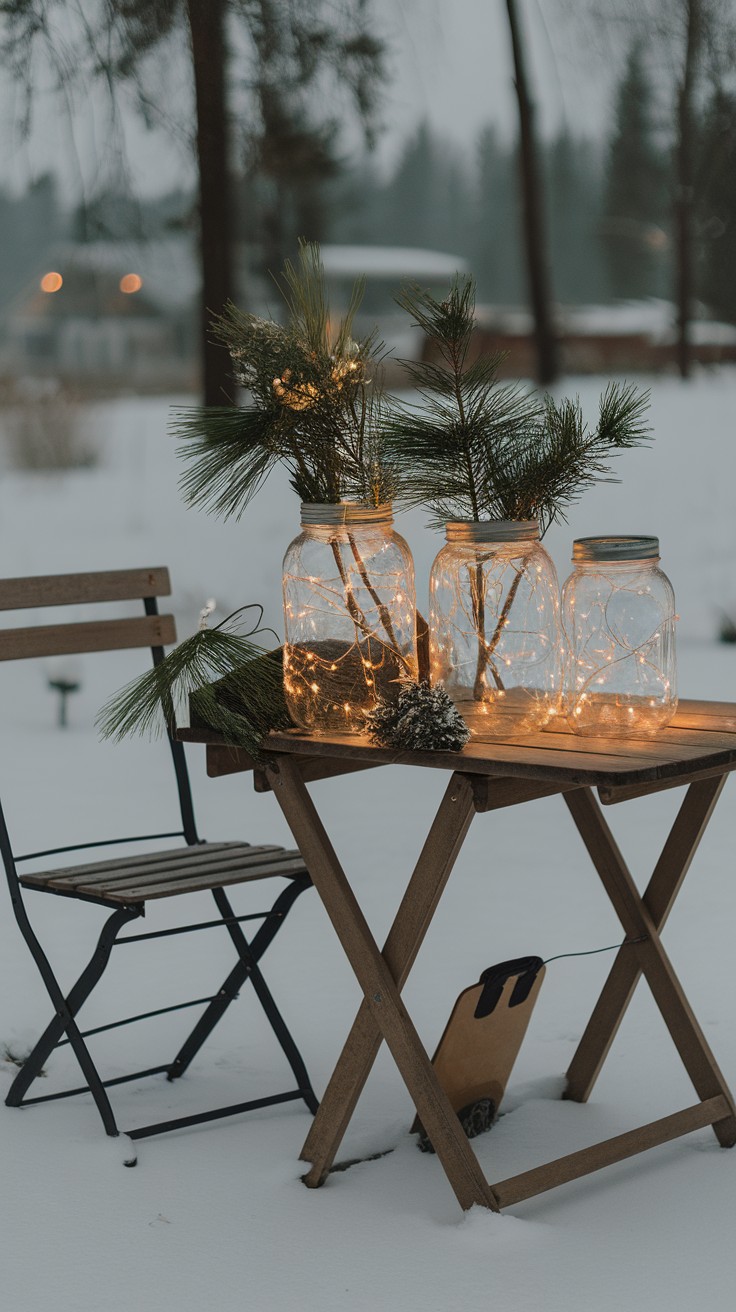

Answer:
[375,0,616,148]
[0,0,621,202]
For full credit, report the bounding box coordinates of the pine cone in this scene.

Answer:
[364,680,470,752]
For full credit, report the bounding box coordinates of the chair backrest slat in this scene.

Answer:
[0,565,196,844]
[0,614,177,662]
[0,567,171,612]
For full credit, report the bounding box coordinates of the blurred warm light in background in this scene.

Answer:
[40,271,63,293]
[119,273,142,293]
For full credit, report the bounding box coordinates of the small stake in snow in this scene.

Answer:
[47,657,83,728]
[47,676,80,727]
[46,657,82,728]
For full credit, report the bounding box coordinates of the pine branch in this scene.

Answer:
[175,241,392,516]
[394,280,476,368]
[510,384,652,531]
[596,381,651,449]
[174,406,281,519]
[384,276,651,530]
[189,648,292,757]
[96,608,290,759]
[278,241,331,353]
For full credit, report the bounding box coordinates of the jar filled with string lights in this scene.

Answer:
[429,519,561,736]
[561,535,677,737]
[174,242,418,735]
[283,503,416,731]
[382,277,652,738]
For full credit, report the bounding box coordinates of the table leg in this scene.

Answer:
[267,757,499,1212]
[565,776,727,1104]
[565,787,736,1146]
[297,772,476,1183]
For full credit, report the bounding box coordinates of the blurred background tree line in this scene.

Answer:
[4,70,734,307]
[0,0,735,397]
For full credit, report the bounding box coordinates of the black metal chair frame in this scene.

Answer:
[0,568,318,1156]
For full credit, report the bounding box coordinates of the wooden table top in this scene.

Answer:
[181,699,736,804]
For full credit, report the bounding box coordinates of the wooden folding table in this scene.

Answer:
[183,698,736,1212]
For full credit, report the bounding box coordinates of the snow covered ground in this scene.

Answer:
[1,370,736,1311]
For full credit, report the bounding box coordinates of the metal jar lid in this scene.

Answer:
[300,502,394,527]
[446,519,540,544]
[572,535,660,563]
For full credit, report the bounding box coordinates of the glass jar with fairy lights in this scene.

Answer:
[172,243,421,741]
[283,503,418,733]
[561,535,677,737]
[380,277,652,743]
[429,519,562,737]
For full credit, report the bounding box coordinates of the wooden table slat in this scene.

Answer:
[265,730,736,789]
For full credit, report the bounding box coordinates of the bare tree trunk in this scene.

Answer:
[187,0,234,405]
[675,0,701,381]
[504,0,558,385]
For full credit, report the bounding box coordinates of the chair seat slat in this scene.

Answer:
[20,850,309,904]
[34,846,293,889]
[131,859,309,901]
[26,841,254,880]
[20,842,308,899]
[84,851,306,893]
[0,568,171,611]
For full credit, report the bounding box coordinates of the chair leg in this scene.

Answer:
[6,904,142,1138]
[166,877,311,1083]
[7,878,317,1140]
[165,882,317,1113]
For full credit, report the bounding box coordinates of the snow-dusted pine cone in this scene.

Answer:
[364,680,470,752]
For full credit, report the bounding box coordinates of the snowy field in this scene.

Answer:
[1,371,736,1311]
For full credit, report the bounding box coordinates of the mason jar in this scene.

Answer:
[282,503,418,734]
[429,520,562,737]
[561,535,677,737]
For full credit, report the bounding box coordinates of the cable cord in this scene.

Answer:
[543,935,647,967]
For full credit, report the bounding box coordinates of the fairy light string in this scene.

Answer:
[542,935,647,967]
[564,554,676,734]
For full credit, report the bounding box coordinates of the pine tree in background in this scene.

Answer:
[473,126,525,305]
[697,89,736,325]
[381,122,438,249]
[602,41,670,300]
[443,150,476,265]
[320,158,386,247]
[334,120,619,315]
[474,128,610,310]
[380,121,473,257]
[546,133,608,305]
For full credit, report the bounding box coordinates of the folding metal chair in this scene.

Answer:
[0,566,318,1157]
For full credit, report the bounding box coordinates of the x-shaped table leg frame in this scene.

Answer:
[267,760,498,1210]
[267,757,736,1213]
[563,779,736,1141]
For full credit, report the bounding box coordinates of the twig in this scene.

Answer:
[472,555,529,699]
[346,532,414,676]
